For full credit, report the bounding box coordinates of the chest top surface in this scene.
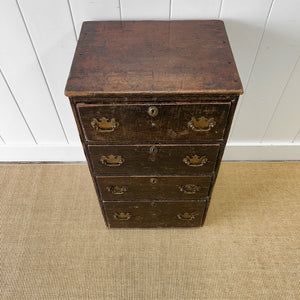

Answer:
[65,20,243,97]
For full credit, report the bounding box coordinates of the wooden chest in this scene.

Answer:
[65,20,243,228]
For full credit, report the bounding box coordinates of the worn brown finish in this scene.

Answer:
[89,144,219,175]
[96,176,212,200]
[77,102,231,143]
[65,20,243,228]
[103,200,206,228]
[65,21,243,96]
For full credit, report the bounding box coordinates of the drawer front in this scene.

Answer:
[89,144,219,175]
[77,102,231,143]
[104,200,206,228]
[97,176,212,200]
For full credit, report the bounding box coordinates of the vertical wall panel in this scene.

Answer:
[0,0,299,160]
[0,1,66,144]
[0,71,35,144]
[18,0,80,143]
[121,0,170,20]
[171,0,222,19]
[229,0,300,142]
[69,0,120,37]
[263,57,300,142]
[219,0,274,142]
[220,0,273,87]
[293,130,300,143]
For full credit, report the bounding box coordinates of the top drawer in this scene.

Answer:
[76,102,231,144]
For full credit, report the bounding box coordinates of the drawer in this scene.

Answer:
[77,102,231,144]
[89,144,220,175]
[104,200,206,228]
[96,175,212,200]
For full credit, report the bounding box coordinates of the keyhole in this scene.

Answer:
[150,178,158,184]
[149,146,158,154]
[148,106,158,117]
[149,146,158,162]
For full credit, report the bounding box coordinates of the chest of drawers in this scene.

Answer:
[65,20,243,228]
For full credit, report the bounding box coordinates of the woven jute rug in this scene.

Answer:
[1,162,299,299]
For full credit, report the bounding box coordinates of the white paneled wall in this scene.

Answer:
[18,0,80,143]
[69,0,120,37]
[229,0,300,143]
[0,0,299,161]
[0,0,67,145]
[171,0,222,19]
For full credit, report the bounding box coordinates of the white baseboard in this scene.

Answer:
[223,143,300,160]
[0,144,86,162]
[0,143,299,162]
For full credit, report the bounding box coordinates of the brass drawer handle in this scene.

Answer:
[179,184,201,194]
[114,212,131,220]
[188,117,216,132]
[106,185,128,195]
[100,155,124,167]
[91,117,119,132]
[177,212,198,220]
[183,155,208,167]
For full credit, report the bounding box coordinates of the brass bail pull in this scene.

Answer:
[183,155,208,167]
[100,155,124,167]
[114,212,131,220]
[91,117,119,132]
[177,212,197,220]
[188,117,216,132]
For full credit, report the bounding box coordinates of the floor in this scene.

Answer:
[1,162,299,299]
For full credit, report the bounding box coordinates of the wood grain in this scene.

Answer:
[77,102,231,143]
[103,200,206,228]
[96,175,212,200]
[88,144,220,176]
[65,20,243,96]
[66,21,242,228]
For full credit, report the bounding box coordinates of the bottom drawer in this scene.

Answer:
[103,200,206,228]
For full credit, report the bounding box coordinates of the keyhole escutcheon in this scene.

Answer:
[148,106,158,117]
